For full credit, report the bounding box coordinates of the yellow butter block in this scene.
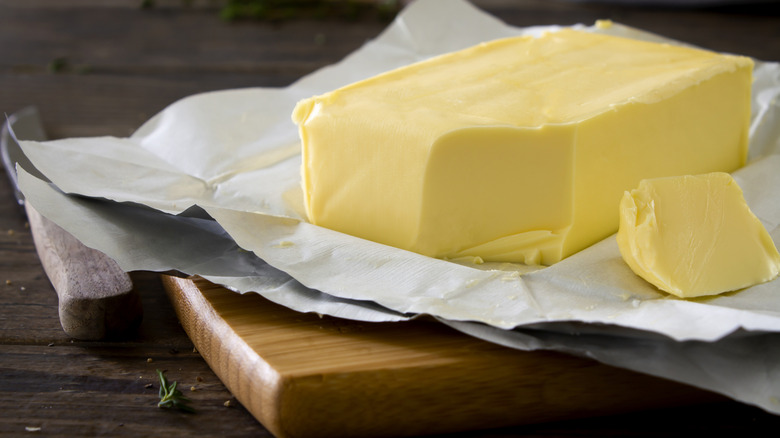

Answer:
[293,29,753,265]
[617,173,780,298]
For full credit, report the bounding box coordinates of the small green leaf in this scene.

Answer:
[156,369,195,413]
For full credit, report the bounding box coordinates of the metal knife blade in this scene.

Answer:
[2,107,142,340]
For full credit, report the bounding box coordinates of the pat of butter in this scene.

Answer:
[292,29,753,265]
[617,173,780,298]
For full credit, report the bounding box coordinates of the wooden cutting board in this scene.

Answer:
[162,275,720,438]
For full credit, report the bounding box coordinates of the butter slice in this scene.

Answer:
[293,29,753,265]
[617,173,780,298]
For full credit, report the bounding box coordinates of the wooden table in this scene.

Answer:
[1,1,779,436]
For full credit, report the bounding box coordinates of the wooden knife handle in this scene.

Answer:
[25,203,142,340]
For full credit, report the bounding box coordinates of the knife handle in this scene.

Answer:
[25,203,142,340]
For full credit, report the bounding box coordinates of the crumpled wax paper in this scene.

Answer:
[15,0,780,414]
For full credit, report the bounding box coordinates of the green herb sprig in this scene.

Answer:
[156,369,195,413]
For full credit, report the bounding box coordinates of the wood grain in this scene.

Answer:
[163,275,723,438]
[24,202,140,340]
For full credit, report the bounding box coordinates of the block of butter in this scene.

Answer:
[292,29,753,265]
[616,172,780,298]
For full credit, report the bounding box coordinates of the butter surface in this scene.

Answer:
[617,173,780,298]
[293,29,753,264]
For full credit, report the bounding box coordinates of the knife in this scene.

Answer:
[2,106,142,340]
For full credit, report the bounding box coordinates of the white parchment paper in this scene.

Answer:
[15,0,780,414]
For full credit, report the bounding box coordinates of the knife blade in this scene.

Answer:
[2,107,142,340]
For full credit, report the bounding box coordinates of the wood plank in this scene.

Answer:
[163,275,723,438]
[0,4,383,71]
[0,2,386,139]
[0,73,270,138]
[0,342,266,437]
